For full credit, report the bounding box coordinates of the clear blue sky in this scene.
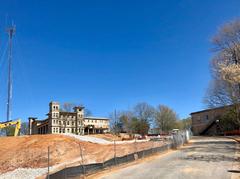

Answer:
[0,0,239,122]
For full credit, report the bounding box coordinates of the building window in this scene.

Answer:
[53,113,57,118]
[205,115,209,120]
[67,121,69,125]
[67,128,70,133]
[59,120,61,125]
[72,121,75,125]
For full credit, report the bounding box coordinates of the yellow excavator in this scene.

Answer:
[0,119,21,136]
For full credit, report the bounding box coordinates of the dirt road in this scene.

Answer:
[97,137,240,179]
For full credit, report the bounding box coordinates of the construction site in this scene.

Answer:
[0,133,172,179]
[1,1,240,179]
[0,26,174,178]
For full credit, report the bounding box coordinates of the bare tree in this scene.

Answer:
[20,122,29,135]
[134,102,155,123]
[84,108,92,116]
[61,102,92,115]
[109,103,155,135]
[119,111,134,134]
[133,102,155,135]
[205,19,240,128]
[109,110,122,134]
[204,79,235,108]
[176,117,192,130]
[155,105,178,132]
[61,102,75,112]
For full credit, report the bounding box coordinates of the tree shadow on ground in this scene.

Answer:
[180,140,240,163]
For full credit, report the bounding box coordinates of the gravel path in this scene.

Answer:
[0,168,48,179]
[64,133,149,144]
[64,133,112,144]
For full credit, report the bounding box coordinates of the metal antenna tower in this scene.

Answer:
[6,25,15,121]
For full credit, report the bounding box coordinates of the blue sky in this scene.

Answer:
[0,0,240,122]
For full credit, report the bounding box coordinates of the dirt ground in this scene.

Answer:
[90,134,122,141]
[0,134,166,174]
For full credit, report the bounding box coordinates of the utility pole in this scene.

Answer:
[6,25,15,121]
[114,109,117,134]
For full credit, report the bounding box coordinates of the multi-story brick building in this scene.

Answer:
[190,105,232,135]
[29,102,110,135]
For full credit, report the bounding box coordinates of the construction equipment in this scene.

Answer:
[0,119,21,136]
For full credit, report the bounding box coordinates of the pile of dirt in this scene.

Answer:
[0,134,98,173]
[90,134,122,141]
[0,134,167,176]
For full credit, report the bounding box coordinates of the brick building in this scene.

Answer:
[29,102,110,135]
[190,105,232,135]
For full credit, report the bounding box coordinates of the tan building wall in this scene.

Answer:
[84,117,110,134]
[191,105,232,135]
[29,102,110,135]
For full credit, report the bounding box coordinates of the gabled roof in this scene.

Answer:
[190,105,233,115]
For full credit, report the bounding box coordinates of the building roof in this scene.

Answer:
[84,116,109,120]
[46,111,76,116]
[190,105,233,115]
[49,101,60,105]
[35,118,48,123]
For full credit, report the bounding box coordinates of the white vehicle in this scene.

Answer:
[171,129,179,135]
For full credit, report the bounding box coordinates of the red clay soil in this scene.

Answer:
[0,134,166,174]
[231,136,240,143]
[90,134,122,141]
